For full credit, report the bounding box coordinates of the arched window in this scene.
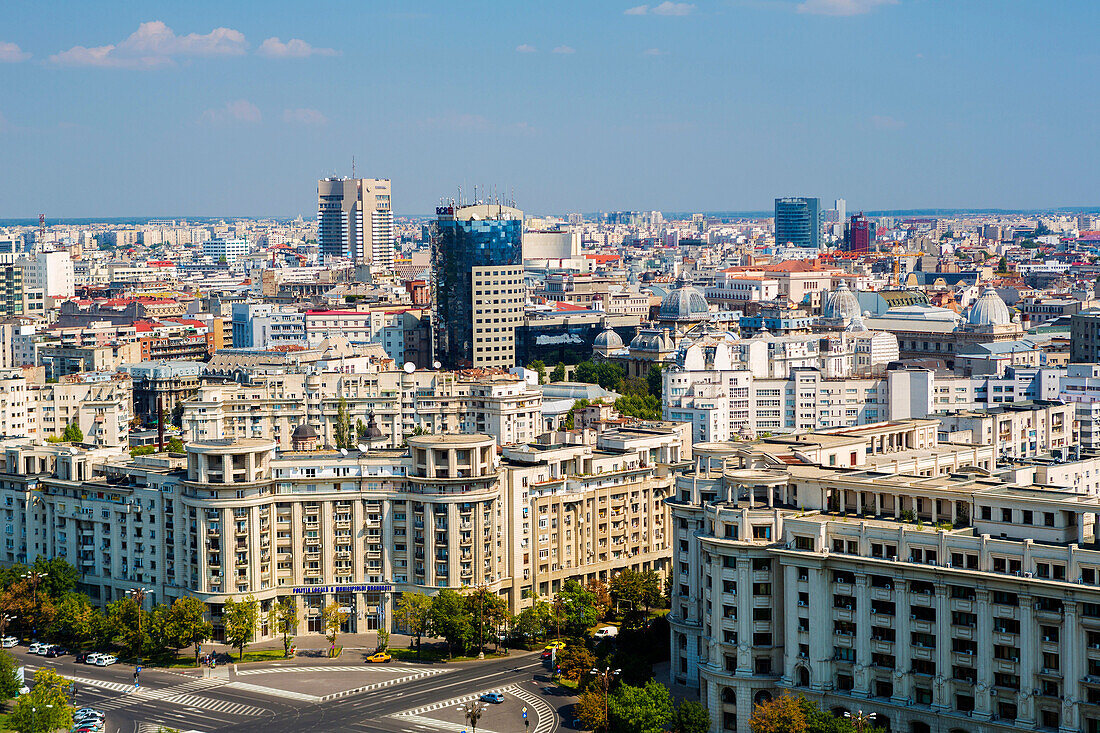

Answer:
[752,690,772,707]
[797,667,810,687]
[722,687,736,704]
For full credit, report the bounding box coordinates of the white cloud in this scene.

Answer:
[626,2,694,15]
[258,37,337,58]
[871,114,905,130]
[50,21,247,68]
[515,44,537,53]
[797,0,898,16]
[200,99,262,125]
[283,108,328,125]
[552,45,576,54]
[644,48,668,56]
[0,42,30,63]
[652,2,695,15]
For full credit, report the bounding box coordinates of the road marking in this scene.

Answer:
[235,665,435,676]
[394,714,506,733]
[509,685,558,733]
[392,684,520,717]
[66,675,267,716]
[224,681,322,702]
[319,668,449,701]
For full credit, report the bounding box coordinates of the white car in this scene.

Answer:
[84,653,103,665]
[0,636,16,648]
[94,654,117,666]
[28,642,45,654]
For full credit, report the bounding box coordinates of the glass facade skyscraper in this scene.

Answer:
[774,197,822,250]
[431,203,523,369]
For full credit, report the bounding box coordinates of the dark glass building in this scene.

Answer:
[431,203,523,369]
[844,212,875,253]
[774,197,822,250]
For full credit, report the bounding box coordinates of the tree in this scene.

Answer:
[377,628,390,651]
[0,650,21,702]
[356,419,369,442]
[573,360,625,391]
[32,556,79,600]
[529,360,547,385]
[575,688,609,732]
[271,596,298,659]
[557,643,596,683]
[430,589,473,658]
[646,365,663,400]
[550,362,566,383]
[749,693,809,733]
[464,587,508,655]
[107,597,148,659]
[61,422,84,443]
[639,570,663,614]
[222,595,258,661]
[555,580,600,637]
[585,579,612,618]
[166,597,212,665]
[394,592,433,660]
[614,394,661,421]
[3,577,56,638]
[333,397,351,449]
[607,680,675,733]
[9,668,73,733]
[322,602,348,653]
[166,437,185,453]
[674,700,710,733]
[48,594,98,648]
[997,256,1009,273]
[610,569,645,620]
[514,602,551,642]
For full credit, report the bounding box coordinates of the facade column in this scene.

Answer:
[854,573,872,697]
[932,585,950,711]
[736,558,752,674]
[974,589,994,719]
[1062,601,1081,733]
[1017,593,1036,726]
[809,567,829,690]
[891,574,911,705]
[781,564,798,686]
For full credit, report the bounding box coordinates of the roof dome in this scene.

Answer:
[593,328,624,350]
[967,286,1011,326]
[291,423,319,441]
[825,281,860,321]
[658,286,709,322]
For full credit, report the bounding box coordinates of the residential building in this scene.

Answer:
[774,197,822,251]
[316,177,393,269]
[202,238,250,264]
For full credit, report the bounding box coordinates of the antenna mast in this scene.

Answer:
[351,156,356,179]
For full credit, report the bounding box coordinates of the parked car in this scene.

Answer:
[28,642,46,655]
[543,641,566,651]
[479,692,506,704]
[365,651,392,663]
[73,708,103,720]
[0,636,16,648]
[45,646,69,658]
[75,651,93,664]
[94,654,117,666]
[593,626,619,639]
[84,653,103,665]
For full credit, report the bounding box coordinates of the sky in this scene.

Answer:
[0,0,1098,218]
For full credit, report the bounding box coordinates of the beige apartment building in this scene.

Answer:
[182,368,541,449]
[0,423,686,639]
[670,421,1100,733]
[472,265,525,369]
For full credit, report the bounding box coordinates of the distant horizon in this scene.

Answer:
[2,205,1099,229]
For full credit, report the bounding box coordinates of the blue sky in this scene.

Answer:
[0,0,1097,218]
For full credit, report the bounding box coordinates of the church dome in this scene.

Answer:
[291,423,318,441]
[658,286,710,322]
[824,281,860,321]
[593,328,624,351]
[967,286,1011,326]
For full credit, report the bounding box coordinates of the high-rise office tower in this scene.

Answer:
[835,198,846,225]
[774,197,822,250]
[431,203,524,370]
[316,177,394,269]
[844,212,875,253]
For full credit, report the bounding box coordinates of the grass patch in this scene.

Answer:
[555,678,580,691]
[235,649,293,664]
[388,647,511,664]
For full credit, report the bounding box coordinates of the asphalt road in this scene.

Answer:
[11,647,574,733]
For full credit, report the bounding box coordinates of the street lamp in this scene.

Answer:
[126,587,149,662]
[459,701,486,733]
[844,710,877,733]
[22,572,43,635]
[590,666,620,732]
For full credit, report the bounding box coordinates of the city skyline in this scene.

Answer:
[2,1,1099,218]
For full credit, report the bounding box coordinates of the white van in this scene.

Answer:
[593,626,619,639]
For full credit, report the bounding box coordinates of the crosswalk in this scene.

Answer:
[76,676,268,717]
[320,668,448,701]
[225,681,322,702]
[392,684,521,718]
[508,685,557,733]
[392,714,506,733]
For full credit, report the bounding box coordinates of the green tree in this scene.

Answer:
[107,597,148,659]
[529,360,547,385]
[356,419,369,442]
[271,596,298,658]
[48,594,97,648]
[674,700,710,733]
[61,422,84,443]
[646,364,663,399]
[376,628,390,651]
[550,362,566,382]
[394,592,433,660]
[573,360,625,390]
[322,602,348,654]
[997,256,1008,272]
[0,650,21,702]
[557,643,596,683]
[575,688,609,732]
[222,595,258,661]
[614,394,661,420]
[610,569,645,621]
[430,589,473,658]
[514,601,552,642]
[166,437,185,453]
[9,668,74,733]
[555,580,600,637]
[464,587,508,655]
[333,397,351,449]
[607,680,675,733]
[32,556,79,600]
[564,399,590,430]
[166,597,212,665]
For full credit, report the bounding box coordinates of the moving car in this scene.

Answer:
[543,641,566,651]
[479,692,506,704]
[0,636,16,648]
[94,654,117,666]
[365,651,392,663]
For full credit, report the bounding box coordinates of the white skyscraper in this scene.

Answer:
[316,177,394,271]
[835,198,846,224]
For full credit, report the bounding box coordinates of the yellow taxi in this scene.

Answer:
[543,641,566,651]
[366,651,392,663]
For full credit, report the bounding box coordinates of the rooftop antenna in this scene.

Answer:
[474,184,478,205]
[351,155,356,179]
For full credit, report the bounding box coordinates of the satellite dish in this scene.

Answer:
[433,361,442,369]
[340,448,348,456]
[403,361,415,374]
